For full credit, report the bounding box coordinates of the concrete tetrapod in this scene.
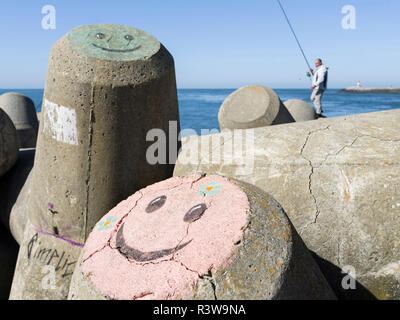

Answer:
[0,108,19,178]
[174,109,400,300]
[218,85,294,130]
[0,149,35,243]
[0,223,19,300]
[9,24,180,300]
[8,172,33,245]
[283,99,317,122]
[68,174,335,300]
[0,92,39,148]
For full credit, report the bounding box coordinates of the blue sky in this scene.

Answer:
[0,0,399,88]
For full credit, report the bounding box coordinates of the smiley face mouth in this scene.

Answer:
[92,43,141,53]
[116,223,192,262]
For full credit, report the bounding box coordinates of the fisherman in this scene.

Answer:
[309,58,328,118]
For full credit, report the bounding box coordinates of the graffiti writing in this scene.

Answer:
[27,233,77,278]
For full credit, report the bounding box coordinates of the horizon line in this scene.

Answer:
[0,87,346,90]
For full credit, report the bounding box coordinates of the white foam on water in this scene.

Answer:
[178,93,227,103]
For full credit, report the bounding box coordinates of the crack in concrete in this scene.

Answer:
[83,191,143,263]
[355,133,400,143]
[132,292,154,300]
[84,85,95,240]
[315,136,360,168]
[299,127,379,229]
[199,270,218,300]
[312,131,400,168]
[189,174,206,191]
[171,223,192,262]
[299,126,331,225]
[300,130,399,271]
[300,131,396,233]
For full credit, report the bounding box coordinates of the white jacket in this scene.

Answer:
[312,65,328,91]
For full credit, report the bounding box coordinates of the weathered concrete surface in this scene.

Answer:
[218,86,294,130]
[0,223,19,300]
[10,220,82,300]
[0,92,39,148]
[283,99,316,122]
[174,109,400,300]
[0,149,35,243]
[9,24,180,300]
[0,108,19,178]
[68,175,335,300]
[9,171,32,245]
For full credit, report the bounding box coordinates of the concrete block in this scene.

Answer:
[218,85,294,130]
[0,109,19,178]
[283,99,317,122]
[68,175,335,300]
[9,24,180,300]
[0,92,38,149]
[174,109,400,300]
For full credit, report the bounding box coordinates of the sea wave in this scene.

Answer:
[178,93,228,103]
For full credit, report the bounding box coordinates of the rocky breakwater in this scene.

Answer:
[341,87,400,94]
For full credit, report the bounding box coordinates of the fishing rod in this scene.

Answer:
[276,0,313,78]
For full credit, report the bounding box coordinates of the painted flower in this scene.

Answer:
[199,182,223,196]
[97,216,118,231]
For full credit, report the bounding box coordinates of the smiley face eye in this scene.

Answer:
[183,204,207,223]
[146,195,167,213]
[96,33,105,39]
[125,35,134,41]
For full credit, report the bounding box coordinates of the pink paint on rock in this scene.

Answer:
[82,192,143,261]
[82,175,250,300]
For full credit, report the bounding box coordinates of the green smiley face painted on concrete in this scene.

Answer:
[67,24,160,61]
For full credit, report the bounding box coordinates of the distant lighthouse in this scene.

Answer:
[357,81,361,87]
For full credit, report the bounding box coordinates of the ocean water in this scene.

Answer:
[1,88,399,136]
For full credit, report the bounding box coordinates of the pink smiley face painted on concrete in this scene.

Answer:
[81,174,250,300]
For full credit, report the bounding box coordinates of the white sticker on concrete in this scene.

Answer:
[43,99,78,145]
